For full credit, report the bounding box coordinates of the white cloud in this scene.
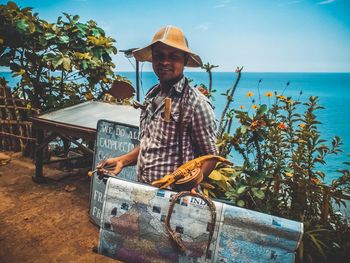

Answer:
[214,4,225,8]
[214,0,231,8]
[317,0,336,5]
[198,24,209,31]
[278,0,302,6]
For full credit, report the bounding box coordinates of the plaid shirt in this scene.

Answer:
[137,76,218,184]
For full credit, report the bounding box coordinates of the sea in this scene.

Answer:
[1,71,349,184]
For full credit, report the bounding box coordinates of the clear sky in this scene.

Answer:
[3,0,350,72]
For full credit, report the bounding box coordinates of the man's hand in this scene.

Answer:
[95,145,140,177]
[96,157,124,176]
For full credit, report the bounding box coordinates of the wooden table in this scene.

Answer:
[31,101,140,183]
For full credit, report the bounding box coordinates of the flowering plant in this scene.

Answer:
[200,67,350,262]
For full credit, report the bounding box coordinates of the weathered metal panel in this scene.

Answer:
[98,177,303,262]
[89,119,139,225]
[38,101,140,128]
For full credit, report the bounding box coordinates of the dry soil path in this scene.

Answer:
[0,151,117,263]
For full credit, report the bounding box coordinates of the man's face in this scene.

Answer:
[152,42,186,84]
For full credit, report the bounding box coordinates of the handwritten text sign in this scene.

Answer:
[89,119,139,225]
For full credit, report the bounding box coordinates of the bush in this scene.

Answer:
[198,66,350,262]
[0,1,117,110]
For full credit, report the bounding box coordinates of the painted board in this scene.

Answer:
[89,119,139,225]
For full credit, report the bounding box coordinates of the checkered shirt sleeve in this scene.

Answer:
[191,92,218,156]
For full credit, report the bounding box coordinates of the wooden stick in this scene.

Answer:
[0,131,36,141]
[164,97,172,122]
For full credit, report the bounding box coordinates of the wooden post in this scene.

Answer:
[33,128,45,183]
[136,60,140,101]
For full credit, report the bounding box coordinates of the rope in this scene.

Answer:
[165,191,216,258]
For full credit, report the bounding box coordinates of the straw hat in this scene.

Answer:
[132,25,202,67]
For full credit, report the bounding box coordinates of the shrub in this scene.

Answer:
[0,1,117,110]
[200,66,350,262]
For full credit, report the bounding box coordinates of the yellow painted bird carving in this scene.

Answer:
[151,155,232,189]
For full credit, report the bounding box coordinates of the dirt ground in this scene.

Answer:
[0,151,118,263]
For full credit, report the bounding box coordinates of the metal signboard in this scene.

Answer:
[89,119,139,225]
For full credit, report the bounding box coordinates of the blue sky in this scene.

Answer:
[3,0,350,72]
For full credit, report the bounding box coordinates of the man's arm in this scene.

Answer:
[201,159,217,179]
[97,146,140,176]
[191,97,219,179]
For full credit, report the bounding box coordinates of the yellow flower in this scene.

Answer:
[265,91,273,97]
[285,172,293,177]
[246,91,254,97]
[299,123,305,128]
[240,105,245,109]
[252,104,258,110]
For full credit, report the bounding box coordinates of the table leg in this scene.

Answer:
[32,128,46,183]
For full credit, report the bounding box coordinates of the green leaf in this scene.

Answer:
[252,188,265,199]
[62,57,71,71]
[44,33,56,40]
[257,104,267,114]
[16,19,28,33]
[237,200,245,207]
[218,167,236,176]
[91,28,101,37]
[59,35,70,43]
[52,56,63,69]
[73,15,80,22]
[43,53,56,59]
[21,7,33,13]
[216,180,229,192]
[63,12,71,21]
[76,23,88,34]
[237,186,247,194]
[28,22,36,33]
[92,47,103,59]
[81,60,89,70]
[209,170,224,181]
[240,125,248,134]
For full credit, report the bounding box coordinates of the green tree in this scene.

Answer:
[0,1,117,110]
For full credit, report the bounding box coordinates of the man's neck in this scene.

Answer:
[159,74,184,94]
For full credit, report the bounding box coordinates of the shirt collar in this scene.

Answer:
[145,76,186,101]
[172,76,186,94]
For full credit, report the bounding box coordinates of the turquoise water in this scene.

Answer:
[1,71,349,183]
[121,71,350,184]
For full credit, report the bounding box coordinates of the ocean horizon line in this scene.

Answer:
[1,69,350,74]
[125,71,350,74]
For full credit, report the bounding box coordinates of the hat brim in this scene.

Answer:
[132,40,203,68]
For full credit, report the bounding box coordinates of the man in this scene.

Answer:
[99,25,218,185]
